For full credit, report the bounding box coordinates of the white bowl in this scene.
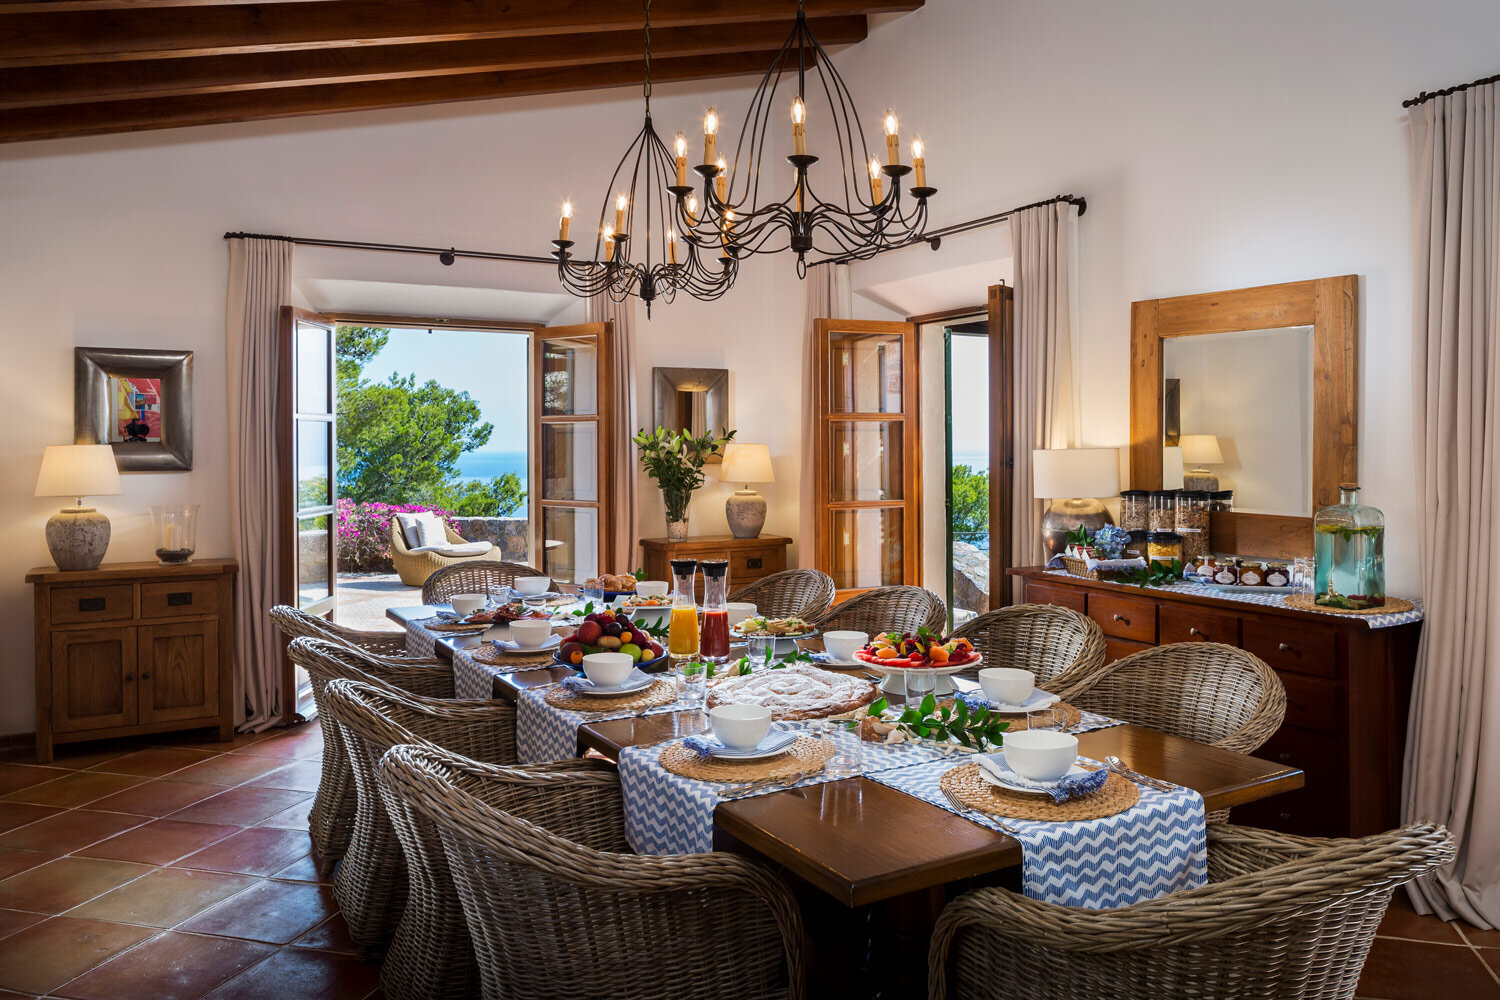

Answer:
[508,619,555,649]
[726,602,758,625]
[1003,730,1079,781]
[582,652,635,687]
[635,580,669,597]
[823,630,868,662]
[450,594,487,617]
[512,576,551,596]
[709,703,773,750]
[979,667,1035,706]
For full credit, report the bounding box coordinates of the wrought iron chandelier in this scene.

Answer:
[550,0,737,315]
[667,0,936,276]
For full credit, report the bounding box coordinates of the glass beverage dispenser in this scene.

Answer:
[698,559,731,662]
[667,558,700,661]
[1314,484,1386,609]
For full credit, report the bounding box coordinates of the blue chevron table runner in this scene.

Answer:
[869,756,1208,908]
[515,683,688,763]
[403,616,441,657]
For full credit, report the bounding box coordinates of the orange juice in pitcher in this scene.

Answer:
[667,559,700,657]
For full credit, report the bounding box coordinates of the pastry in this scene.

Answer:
[707,664,878,720]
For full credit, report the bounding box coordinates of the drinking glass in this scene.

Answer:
[819,721,863,777]
[677,661,707,711]
[1026,706,1068,733]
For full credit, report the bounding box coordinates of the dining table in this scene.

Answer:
[387,603,1305,997]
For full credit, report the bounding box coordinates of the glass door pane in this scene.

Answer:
[542,507,600,585]
[946,329,992,619]
[829,421,904,501]
[292,315,336,615]
[541,422,599,501]
[829,330,904,413]
[531,324,611,576]
[829,508,904,590]
[541,336,599,415]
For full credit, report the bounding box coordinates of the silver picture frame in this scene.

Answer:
[75,347,194,471]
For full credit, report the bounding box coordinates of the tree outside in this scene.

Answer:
[950,463,990,546]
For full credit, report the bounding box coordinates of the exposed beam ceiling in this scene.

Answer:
[0,0,920,143]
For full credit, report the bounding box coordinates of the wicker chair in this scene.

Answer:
[378,742,806,1000]
[729,569,837,621]
[813,586,947,636]
[949,604,1107,692]
[268,603,408,658]
[321,679,518,991]
[285,637,455,874]
[390,521,496,587]
[928,822,1454,1000]
[421,559,548,605]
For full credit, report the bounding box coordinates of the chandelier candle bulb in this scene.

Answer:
[884,109,900,164]
[558,201,572,242]
[792,96,807,155]
[613,194,628,236]
[667,229,678,264]
[703,107,719,165]
[603,226,615,262]
[911,136,926,187]
[674,131,688,186]
[686,194,699,225]
[715,156,728,202]
[869,157,883,202]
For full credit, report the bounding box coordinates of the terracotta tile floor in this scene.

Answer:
[0,725,382,999]
[1,720,1496,998]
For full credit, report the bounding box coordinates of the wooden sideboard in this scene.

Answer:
[27,559,237,763]
[1009,567,1420,838]
[639,535,791,601]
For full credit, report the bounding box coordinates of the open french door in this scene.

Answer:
[277,307,337,722]
[813,318,921,598]
[987,284,1016,606]
[529,322,615,585]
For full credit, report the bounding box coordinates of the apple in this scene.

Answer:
[577,621,603,645]
[619,642,643,661]
[598,635,623,650]
[560,642,583,665]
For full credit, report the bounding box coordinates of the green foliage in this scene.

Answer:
[1120,558,1185,588]
[423,473,525,517]
[632,426,737,521]
[950,464,989,536]
[869,693,1011,751]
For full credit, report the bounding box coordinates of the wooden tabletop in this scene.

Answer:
[26,557,238,583]
[387,604,1305,907]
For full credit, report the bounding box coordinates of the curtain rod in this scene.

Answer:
[1403,69,1500,108]
[222,231,557,267]
[807,193,1087,268]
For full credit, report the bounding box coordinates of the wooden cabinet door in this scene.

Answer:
[50,628,138,733]
[138,621,219,724]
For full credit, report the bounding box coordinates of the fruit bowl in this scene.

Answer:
[852,631,980,670]
[555,647,670,673]
[554,607,668,672]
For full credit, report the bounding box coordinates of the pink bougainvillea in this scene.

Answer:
[337,499,462,572]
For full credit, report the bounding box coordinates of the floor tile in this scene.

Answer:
[1460,921,1500,949]
[86,779,223,817]
[0,916,155,995]
[1357,936,1500,998]
[203,946,380,1000]
[0,764,71,796]
[179,879,334,944]
[75,819,241,866]
[0,907,45,939]
[175,827,314,877]
[0,847,59,881]
[290,912,356,954]
[246,760,321,793]
[167,786,312,827]
[2,771,149,809]
[1479,947,1499,977]
[167,754,289,787]
[0,857,152,914]
[232,729,323,760]
[1377,894,1467,943]
[0,802,64,834]
[67,867,256,928]
[0,810,146,855]
[85,747,219,779]
[44,742,152,771]
[257,799,312,831]
[269,854,328,883]
[148,731,266,753]
[53,930,277,1000]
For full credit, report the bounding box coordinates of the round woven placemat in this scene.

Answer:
[940,762,1139,821]
[659,735,835,783]
[543,678,678,713]
[981,700,1083,732]
[468,644,561,669]
[1282,593,1414,616]
[424,619,490,633]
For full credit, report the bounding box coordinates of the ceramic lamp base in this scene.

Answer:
[45,506,111,571]
[1040,498,1112,557]
[1183,469,1220,492]
[725,489,767,539]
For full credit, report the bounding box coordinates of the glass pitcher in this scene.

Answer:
[1313,484,1386,609]
[698,559,731,662]
[667,558,700,660]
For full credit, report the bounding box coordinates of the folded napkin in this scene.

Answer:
[957,688,1059,714]
[682,734,720,759]
[977,752,1108,804]
[558,668,649,695]
[435,610,461,620]
[681,730,797,761]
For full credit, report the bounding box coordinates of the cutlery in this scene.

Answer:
[1104,755,1176,792]
[940,786,1022,836]
[719,769,821,799]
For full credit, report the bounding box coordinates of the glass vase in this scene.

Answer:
[1313,485,1385,609]
[149,504,199,565]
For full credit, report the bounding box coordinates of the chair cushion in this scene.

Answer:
[414,515,450,549]
[409,541,492,558]
[394,512,431,549]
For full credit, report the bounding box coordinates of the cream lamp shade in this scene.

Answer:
[1031,448,1120,500]
[35,445,122,502]
[1180,434,1223,466]
[720,442,775,485]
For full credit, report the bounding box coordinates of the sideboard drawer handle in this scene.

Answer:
[141,672,150,680]
[1278,642,1292,653]
[1279,752,1293,763]
[746,557,763,569]
[166,592,194,606]
[124,673,134,682]
[1112,614,1129,624]
[78,597,106,612]
[1189,627,1201,636]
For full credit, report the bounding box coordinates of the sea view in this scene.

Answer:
[457,450,528,484]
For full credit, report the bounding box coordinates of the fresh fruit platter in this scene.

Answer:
[461,603,551,625]
[555,608,667,670]
[853,631,980,669]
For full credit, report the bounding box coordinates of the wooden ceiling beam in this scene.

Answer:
[0,16,866,108]
[0,49,810,143]
[0,0,921,67]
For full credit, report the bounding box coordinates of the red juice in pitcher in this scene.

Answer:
[698,559,731,662]
[700,609,730,661]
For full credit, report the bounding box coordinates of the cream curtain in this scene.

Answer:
[1403,80,1500,928]
[586,295,639,571]
[1010,203,1081,593]
[225,237,293,732]
[798,263,852,568]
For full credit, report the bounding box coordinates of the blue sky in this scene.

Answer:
[949,333,989,459]
[368,327,529,453]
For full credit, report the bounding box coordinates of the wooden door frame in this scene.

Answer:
[988,284,1016,606]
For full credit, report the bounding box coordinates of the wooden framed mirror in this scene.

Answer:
[1129,275,1358,558]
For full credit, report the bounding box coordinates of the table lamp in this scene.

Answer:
[720,442,775,538]
[1179,434,1223,492]
[1032,447,1120,556]
[35,444,122,571]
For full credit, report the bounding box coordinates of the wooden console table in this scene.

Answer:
[1009,566,1420,838]
[639,534,791,599]
[27,559,237,763]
